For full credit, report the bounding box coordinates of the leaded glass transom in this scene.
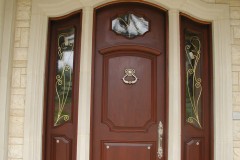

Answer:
[112,13,149,38]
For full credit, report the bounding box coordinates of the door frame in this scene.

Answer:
[0,0,16,160]
[20,0,232,160]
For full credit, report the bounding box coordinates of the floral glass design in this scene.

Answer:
[112,13,149,38]
[185,30,202,129]
[54,28,75,127]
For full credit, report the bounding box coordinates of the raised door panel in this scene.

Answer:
[102,142,154,160]
[185,139,203,160]
[52,137,72,160]
[101,48,158,132]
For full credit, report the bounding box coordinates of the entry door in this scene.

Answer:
[91,3,167,160]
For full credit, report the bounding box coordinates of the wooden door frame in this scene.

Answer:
[22,1,232,160]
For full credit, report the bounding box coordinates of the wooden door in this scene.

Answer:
[91,3,167,160]
[43,11,82,160]
[180,15,213,160]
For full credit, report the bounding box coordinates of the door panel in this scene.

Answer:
[52,136,72,160]
[102,142,155,160]
[185,139,203,160]
[91,3,167,160]
[101,47,158,132]
[44,11,82,160]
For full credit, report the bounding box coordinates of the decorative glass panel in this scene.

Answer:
[112,13,149,38]
[185,30,202,128]
[54,28,75,127]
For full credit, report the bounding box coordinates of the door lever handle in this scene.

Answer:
[157,121,163,159]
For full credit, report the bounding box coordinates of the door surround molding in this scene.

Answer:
[0,0,16,160]
[23,0,232,160]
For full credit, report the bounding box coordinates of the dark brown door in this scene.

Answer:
[91,3,167,160]
[180,15,213,160]
[43,11,82,160]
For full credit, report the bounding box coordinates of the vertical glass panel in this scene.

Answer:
[185,30,202,128]
[54,28,75,127]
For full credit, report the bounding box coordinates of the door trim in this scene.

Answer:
[23,1,232,160]
[0,0,16,160]
[99,45,161,56]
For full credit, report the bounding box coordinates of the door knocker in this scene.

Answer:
[122,69,138,85]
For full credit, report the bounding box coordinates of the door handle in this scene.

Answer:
[157,121,163,159]
[122,69,138,85]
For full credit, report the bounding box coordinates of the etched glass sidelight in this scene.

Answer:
[185,30,202,129]
[112,13,149,38]
[54,28,75,127]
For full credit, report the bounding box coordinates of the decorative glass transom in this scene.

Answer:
[185,30,202,129]
[54,27,75,127]
[112,13,149,38]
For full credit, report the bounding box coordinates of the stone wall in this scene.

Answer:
[5,0,240,159]
[8,0,31,159]
[230,1,240,159]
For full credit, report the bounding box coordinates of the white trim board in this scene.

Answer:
[24,0,232,160]
[0,0,16,160]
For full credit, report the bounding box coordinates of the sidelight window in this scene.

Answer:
[54,28,75,127]
[184,30,203,129]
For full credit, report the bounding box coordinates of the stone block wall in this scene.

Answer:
[5,0,240,159]
[8,0,31,159]
[227,1,240,160]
